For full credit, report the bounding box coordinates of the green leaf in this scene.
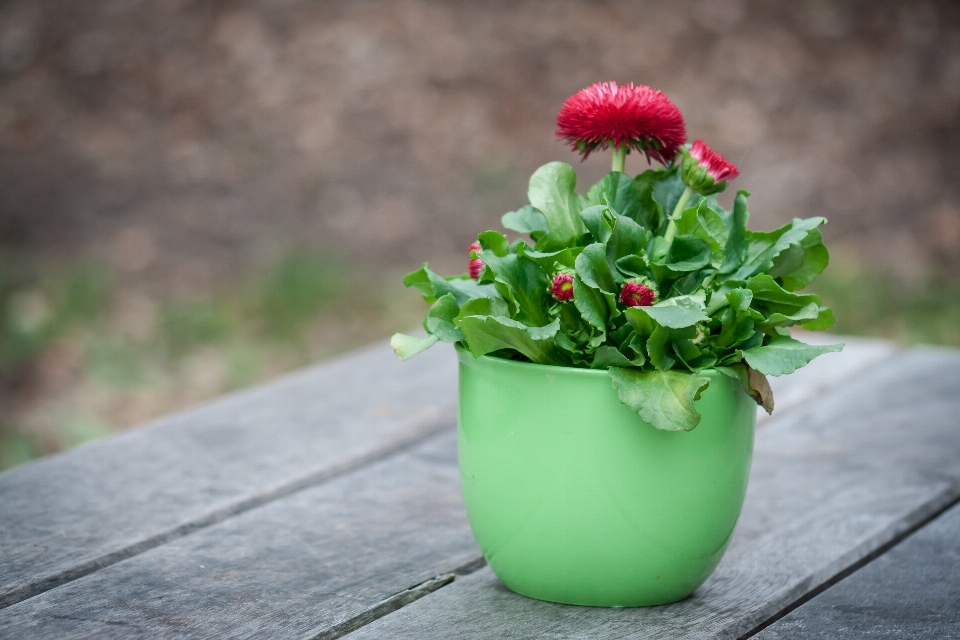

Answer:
[586,171,640,220]
[517,244,581,271]
[573,275,607,330]
[756,302,821,331]
[654,235,711,273]
[633,295,710,329]
[677,199,728,266]
[390,333,439,360]
[402,263,500,305]
[425,294,464,342]
[733,217,826,282]
[591,345,634,369]
[575,243,617,292]
[606,215,649,281]
[625,334,648,366]
[633,167,669,231]
[747,274,822,317]
[479,250,550,326]
[801,306,835,330]
[651,165,686,226]
[580,205,616,243]
[501,205,549,240]
[741,334,844,376]
[624,306,656,337]
[615,254,648,279]
[477,230,510,257]
[775,229,830,291]
[608,368,711,432]
[718,190,750,274]
[456,296,510,319]
[714,288,760,349]
[457,315,562,365]
[646,326,675,370]
[528,162,587,250]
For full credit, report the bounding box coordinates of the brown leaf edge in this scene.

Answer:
[747,366,775,415]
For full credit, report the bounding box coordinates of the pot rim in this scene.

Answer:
[455,343,725,380]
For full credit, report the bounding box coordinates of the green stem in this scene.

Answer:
[611,145,627,173]
[663,187,694,246]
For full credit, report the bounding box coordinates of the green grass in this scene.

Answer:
[810,268,960,347]
[0,251,957,471]
[0,252,423,470]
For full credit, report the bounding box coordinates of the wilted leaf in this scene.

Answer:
[748,366,774,414]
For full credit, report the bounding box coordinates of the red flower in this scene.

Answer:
[550,273,574,302]
[468,243,484,279]
[556,81,687,163]
[689,139,740,182]
[620,281,656,307]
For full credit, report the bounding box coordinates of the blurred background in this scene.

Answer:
[1,0,958,468]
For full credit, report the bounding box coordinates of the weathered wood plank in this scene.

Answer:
[0,341,459,608]
[761,332,897,421]
[0,430,482,639]
[0,336,893,638]
[343,347,960,640]
[756,501,960,639]
[0,335,890,610]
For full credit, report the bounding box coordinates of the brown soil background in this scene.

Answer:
[2,0,959,287]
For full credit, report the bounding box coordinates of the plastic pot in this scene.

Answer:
[457,348,756,607]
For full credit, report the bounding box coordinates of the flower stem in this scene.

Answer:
[663,187,694,246]
[611,145,627,173]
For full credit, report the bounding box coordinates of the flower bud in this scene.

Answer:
[468,243,484,279]
[549,273,574,302]
[680,139,740,195]
[620,280,657,307]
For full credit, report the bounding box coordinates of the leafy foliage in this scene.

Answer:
[394,161,842,430]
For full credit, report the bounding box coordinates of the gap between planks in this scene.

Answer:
[736,482,960,639]
[303,557,488,640]
[0,417,454,611]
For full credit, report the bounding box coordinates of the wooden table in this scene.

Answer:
[2,335,959,639]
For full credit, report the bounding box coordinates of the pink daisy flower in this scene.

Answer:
[620,281,656,307]
[556,81,687,164]
[549,273,574,302]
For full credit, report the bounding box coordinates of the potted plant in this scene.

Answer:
[391,81,842,607]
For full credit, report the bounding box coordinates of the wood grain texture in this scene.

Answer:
[344,347,960,640]
[0,430,483,639]
[761,332,897,422]
[0,341,459,608]
[0,335,890,611]
[756,502,960,639]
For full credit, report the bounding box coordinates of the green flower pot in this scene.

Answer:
[457,348,756,607]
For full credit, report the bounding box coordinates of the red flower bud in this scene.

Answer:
[468,243,484,279]
[620,281,656,307]
[550,273,574,302]
[689,139,739,182]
